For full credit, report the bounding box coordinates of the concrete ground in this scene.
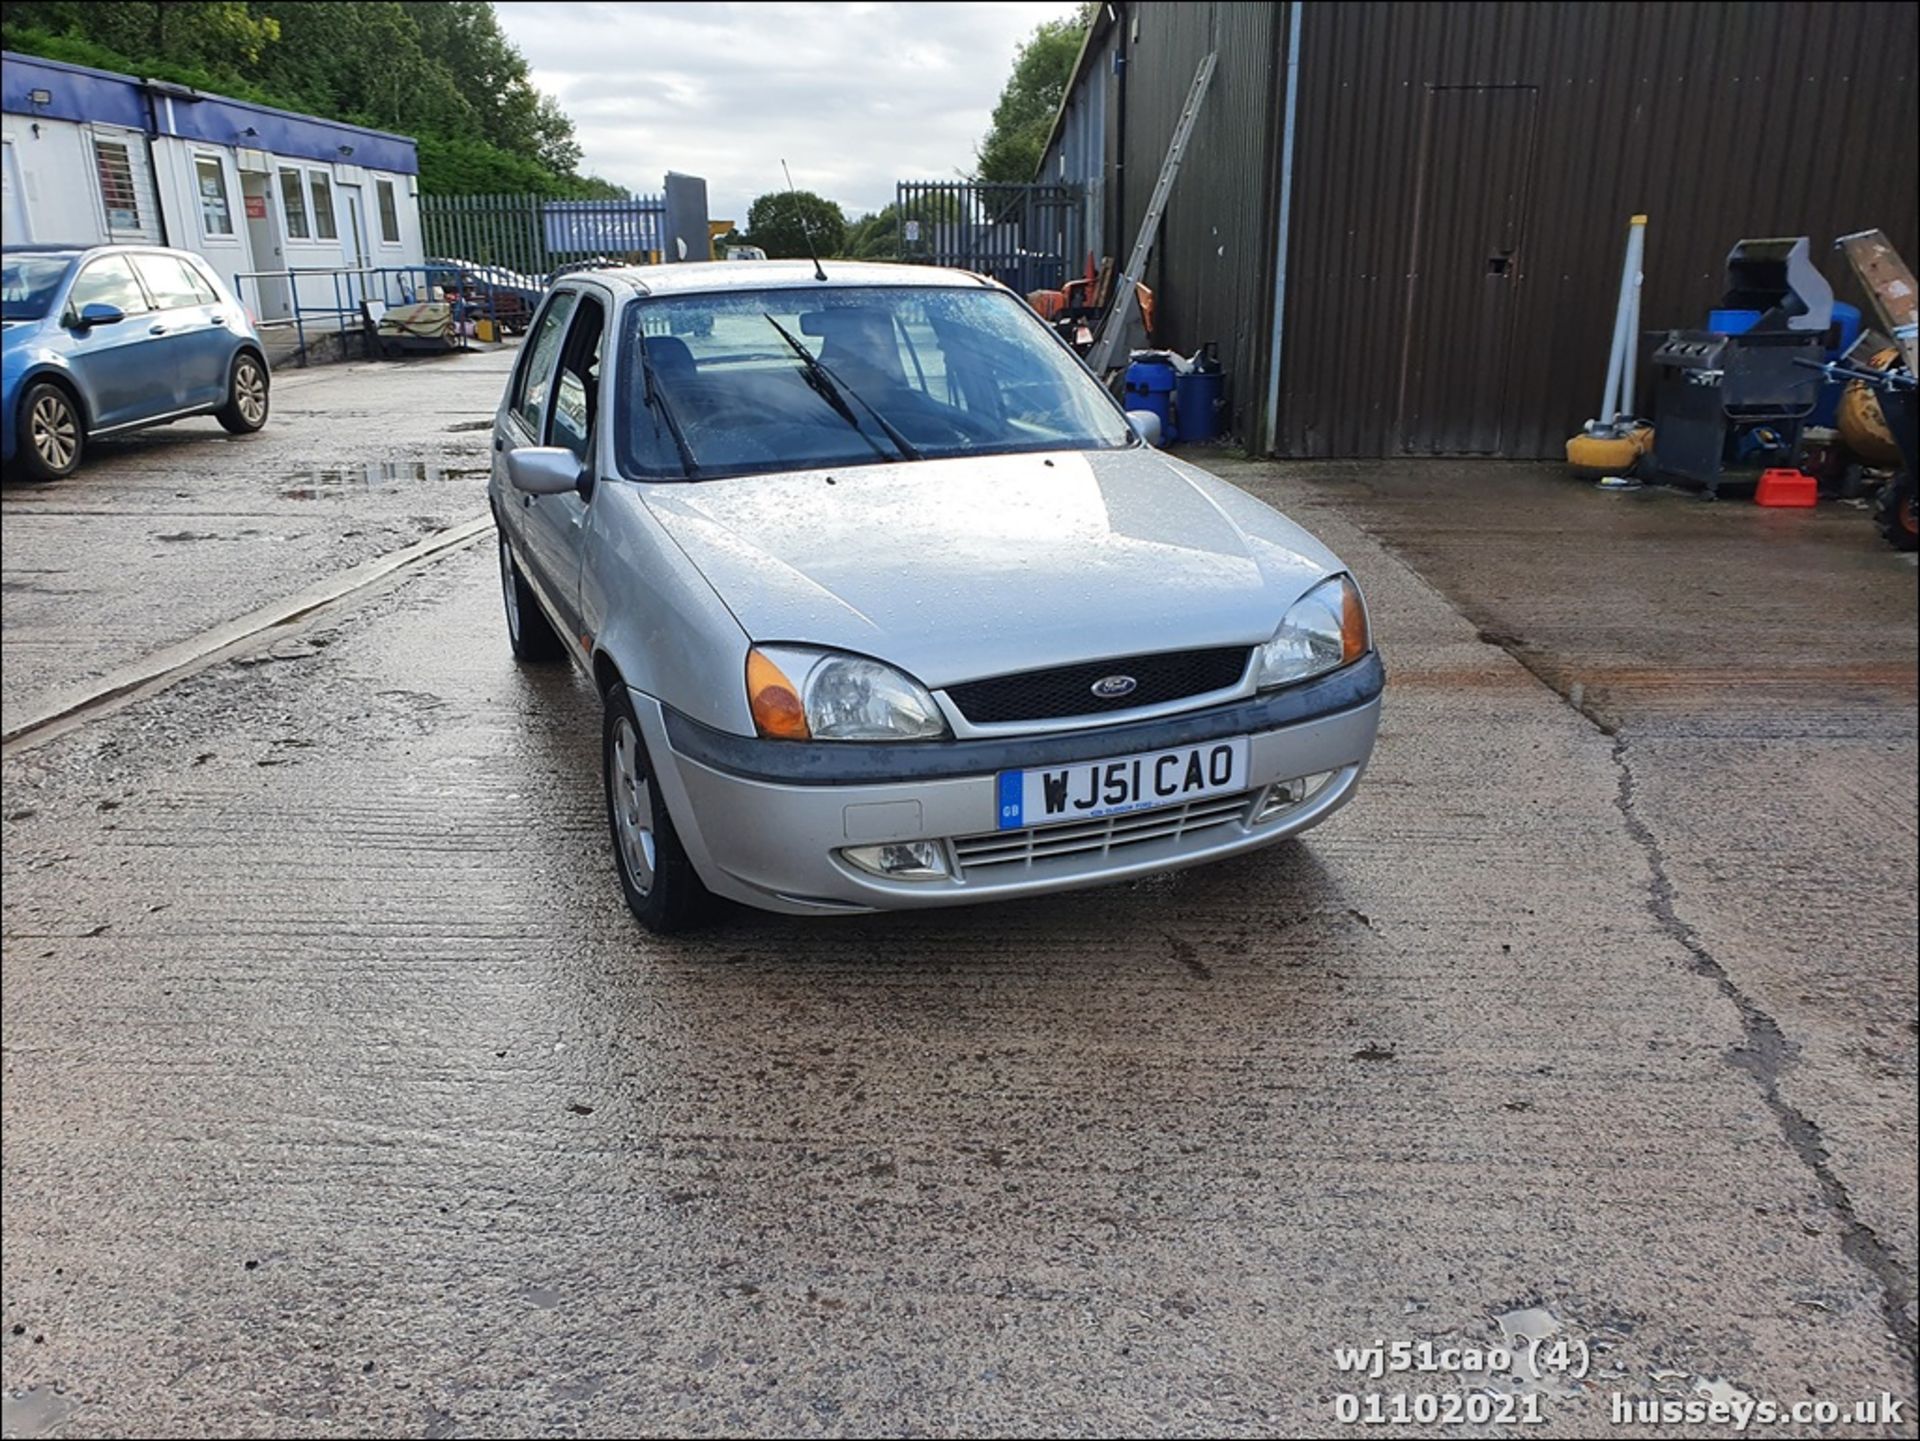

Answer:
[0,344,516,732]
[1,351,1914,1438]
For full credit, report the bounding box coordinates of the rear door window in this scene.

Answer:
[511,290,577,438]
[67,255,151,316]
[130,253,214,310]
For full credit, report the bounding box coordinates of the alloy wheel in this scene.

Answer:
[30,392,78,471]
[610,716,657,897]
[234,360,267,425]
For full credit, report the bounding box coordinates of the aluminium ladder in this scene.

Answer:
[1836,229,1919,374]
[1086,51,1219,376]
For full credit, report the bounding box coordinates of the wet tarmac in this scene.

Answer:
[0,347,515,732]
[1,357,1915,1436]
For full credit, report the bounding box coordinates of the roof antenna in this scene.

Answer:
[781,158,828,282]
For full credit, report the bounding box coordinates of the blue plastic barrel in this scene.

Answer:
[1829,301,1862,356]
[1174,369,1224,443]
[1123,357,1178,442]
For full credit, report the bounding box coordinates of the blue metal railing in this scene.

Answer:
[227,264,539,365]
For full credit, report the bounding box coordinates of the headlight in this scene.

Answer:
[746,646,949,741]
[1255,574,1370,688]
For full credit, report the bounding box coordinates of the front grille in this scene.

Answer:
[944,646,1250,724]
[952,789,1258,875]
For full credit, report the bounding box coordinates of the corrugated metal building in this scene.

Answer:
[1039,1,1918,458]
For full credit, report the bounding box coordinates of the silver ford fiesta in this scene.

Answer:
[490,260,1382,931]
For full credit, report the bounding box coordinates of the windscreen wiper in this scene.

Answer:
[762,314,922,462]
[633,330,699,478]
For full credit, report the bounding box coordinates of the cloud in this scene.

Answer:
[494,0,1080,225]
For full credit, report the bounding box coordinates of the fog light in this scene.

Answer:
[1255,770,1337,822]
[841,840,950,881]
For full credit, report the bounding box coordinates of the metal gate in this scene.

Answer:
[893,181,1084,294]
[420,192,666,279]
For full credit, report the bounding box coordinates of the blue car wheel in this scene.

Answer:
[215,353,270,434]
[17,381,84,482]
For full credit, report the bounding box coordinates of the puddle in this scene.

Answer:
[2,1385,80,1438]
[1471,1304,1584,1399]
[281,462,489,500]
[1495,1306,1562,1346]
[1694,1377,1754,1407]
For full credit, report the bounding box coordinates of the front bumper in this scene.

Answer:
[634,653,1384,916]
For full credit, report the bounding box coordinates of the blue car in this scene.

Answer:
[2,243,270,481]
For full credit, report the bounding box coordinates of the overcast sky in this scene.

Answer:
[494,1,1079,225]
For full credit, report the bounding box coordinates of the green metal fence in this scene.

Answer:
[420,192,666,279]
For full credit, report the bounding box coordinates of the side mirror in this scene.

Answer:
[1126,409,1163,446]
[74,302,126,330]
[506,446,590,498]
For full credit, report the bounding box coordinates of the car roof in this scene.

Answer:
[3,242,203,261]
[576,258,1000,299]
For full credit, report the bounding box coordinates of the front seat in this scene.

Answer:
[640,333,697,381]
[811,310,905,396]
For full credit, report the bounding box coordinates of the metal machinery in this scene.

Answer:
[1828,228,1920,549]
[1650,236,1834,495]
[1802,355,1918,549]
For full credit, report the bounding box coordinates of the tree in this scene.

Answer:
[975,13,1088,183]
[250,2,472,136]
[402,2,579,171]
[843,206,899,260]
[746,191,847,260]
[0,2,279,66]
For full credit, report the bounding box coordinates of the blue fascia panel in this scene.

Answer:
[2,51,149,129]
[2,51,419,175]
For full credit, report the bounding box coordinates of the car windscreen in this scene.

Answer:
[1,255,75,322]
[614,285,1132,481]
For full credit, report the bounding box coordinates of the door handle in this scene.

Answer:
[494,436,504,451]
[149,323,169,335]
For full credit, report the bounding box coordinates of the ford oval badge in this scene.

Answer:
[1091,674,1138,700]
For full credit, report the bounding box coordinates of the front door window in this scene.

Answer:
[68,255,151,317]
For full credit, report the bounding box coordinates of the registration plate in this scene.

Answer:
[996,737,1250,831]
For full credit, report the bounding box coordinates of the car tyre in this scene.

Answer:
[16,381,84,481]
[603,684,713,934]
[498,533,565,661]
[215,352,270,434]
[1875,472,1917,552]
